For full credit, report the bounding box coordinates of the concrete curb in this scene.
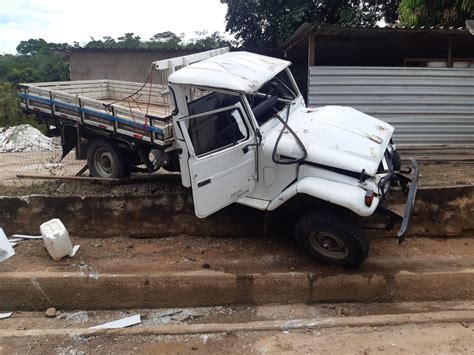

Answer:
[0,185,473,238]
[2,268,474,311]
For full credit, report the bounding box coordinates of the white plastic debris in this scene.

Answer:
[0,312,13,319]
[0,228,15,262]
[40,219,73,261]
[7,238,22,243]
[10,234,42,240]
[69,245,80,257]
[90,315,141,330]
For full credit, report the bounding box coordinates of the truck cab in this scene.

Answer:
[167,51,418,267]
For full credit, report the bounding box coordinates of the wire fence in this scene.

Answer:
[0,149,84,186]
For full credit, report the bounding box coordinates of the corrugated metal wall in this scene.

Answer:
[308,66,474,144]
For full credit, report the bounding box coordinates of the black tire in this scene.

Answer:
[87,139,129,178]
[163,151,181,172]
[294,211,369,268]
[392,150,401,172]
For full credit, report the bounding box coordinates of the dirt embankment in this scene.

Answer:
[0,162,473,197]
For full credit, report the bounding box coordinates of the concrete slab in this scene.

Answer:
[1,236,473,310]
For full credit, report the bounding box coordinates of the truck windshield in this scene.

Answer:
[247,69,297,126]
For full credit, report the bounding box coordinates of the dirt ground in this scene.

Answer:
[1,302,473,354]
[0,150,83,183]
[0,161,472,197]
[2,235,474,275]
[2,323,473,354]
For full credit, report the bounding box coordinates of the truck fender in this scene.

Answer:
[266,176,379,217]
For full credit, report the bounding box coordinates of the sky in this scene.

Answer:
[0,0,229,54]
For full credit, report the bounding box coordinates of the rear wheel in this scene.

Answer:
[294,211,369,268]
[87,139,130,178]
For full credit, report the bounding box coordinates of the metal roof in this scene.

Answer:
[168,51,291,93]
[283,23,472,50]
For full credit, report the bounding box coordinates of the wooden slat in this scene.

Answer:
[16,174,120,182]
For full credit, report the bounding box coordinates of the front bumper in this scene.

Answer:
[378,158,419,244]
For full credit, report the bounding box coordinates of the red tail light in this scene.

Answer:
[365,189,375,207]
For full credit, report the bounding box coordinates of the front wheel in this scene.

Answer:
[294,211,369,268]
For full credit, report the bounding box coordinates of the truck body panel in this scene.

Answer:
[263,105,394,176]
[167,51,291,93]
[18,80,174,146]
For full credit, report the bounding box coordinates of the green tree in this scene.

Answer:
[85,36,118,49]
[0,39,69,85]
[0,81,46,129]
[0,82,23,127]
[116,32,142,48]
[148,31,184,49]
[16,38,69,55]
[185,30,235,49]
[0,38,70,128]
[221,0,401,47]
[399,0,474,27]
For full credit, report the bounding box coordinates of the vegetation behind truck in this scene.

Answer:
[19,48,419,267]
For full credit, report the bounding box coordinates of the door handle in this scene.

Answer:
[197,178,211,187]
[243,143,258,154]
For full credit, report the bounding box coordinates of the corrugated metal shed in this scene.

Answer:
[283,23,470,50]
[308,66,474,145]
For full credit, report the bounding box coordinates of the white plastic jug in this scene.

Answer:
[40,219,73,261]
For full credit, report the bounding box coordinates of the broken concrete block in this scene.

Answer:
[45,308,57,318]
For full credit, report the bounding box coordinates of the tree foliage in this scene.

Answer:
[148,31,184,49]
[0,39,69,85]
[399,0,474,27]
[0,82,23,127]
[221,0,401,46]
[83,31,234,50]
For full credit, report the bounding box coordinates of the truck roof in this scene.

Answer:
[167,51,291,94]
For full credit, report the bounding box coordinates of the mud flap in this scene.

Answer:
[382,158,419,244]
[61,125,78,161]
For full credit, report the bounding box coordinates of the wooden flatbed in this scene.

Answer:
[18,80,174,146]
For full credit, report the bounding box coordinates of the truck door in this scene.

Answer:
[178,101,257,218]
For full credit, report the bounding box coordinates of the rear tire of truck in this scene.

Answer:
[87,139,130,178]
[294,211,369,268]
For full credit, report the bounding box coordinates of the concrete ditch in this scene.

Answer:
[0,185,473,238]
[1,236,473,311]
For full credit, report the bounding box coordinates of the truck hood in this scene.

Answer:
[263,105,394,176]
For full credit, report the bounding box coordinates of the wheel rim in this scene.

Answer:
[308,231,349,260]
[93,148,114,177]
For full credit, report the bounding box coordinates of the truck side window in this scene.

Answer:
[247,69,297,126]
[187,105,248,157]
[188,92,239,116]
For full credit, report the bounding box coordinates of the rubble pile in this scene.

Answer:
[0,124,57,153]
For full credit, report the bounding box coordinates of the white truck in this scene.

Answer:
[19,48,418,267]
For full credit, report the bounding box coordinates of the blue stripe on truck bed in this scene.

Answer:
[18,93,164,134]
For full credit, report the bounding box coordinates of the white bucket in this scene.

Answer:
[40,219,73,261]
